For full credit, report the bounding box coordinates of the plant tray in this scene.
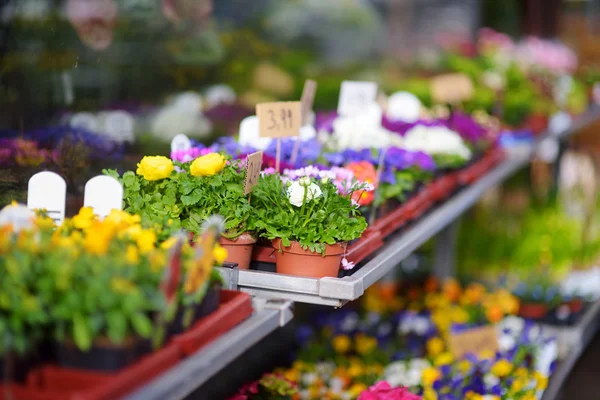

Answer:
[0,291,252,400]
[458,148,505,186]
[429,174,458,201]
[344,229,384,265]
[172,290,253,356]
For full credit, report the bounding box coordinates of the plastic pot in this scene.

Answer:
[518,302,548,320]
[271,238,346,278]
[219,233,257,270]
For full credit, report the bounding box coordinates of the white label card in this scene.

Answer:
[337,81,378,117]
[27,171,67,225]
[171,134,193,153]
[84,176,123,218]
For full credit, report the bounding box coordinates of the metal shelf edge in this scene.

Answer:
[124,308,286,400]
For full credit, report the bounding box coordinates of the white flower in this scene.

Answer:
[409,358,430,372]
[413,316,430,336]
[340,313,359,332]
[497,316,525,337]
[204,84,236,108]
[287,181,322,207]
[484,373,500,389]
[321,176,331,184]
[0,204,36,232]
[402,125,472,160]
[302,372,318,385]
[329,377,344,393]
[404,368,422,387]
[325,104,403,151]
[498,335,516,352]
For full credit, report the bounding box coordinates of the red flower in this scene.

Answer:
[346,161,378,206]
[358,381,422,400]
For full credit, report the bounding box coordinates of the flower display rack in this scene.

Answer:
[217,106,600,307]
[541,298,600,400]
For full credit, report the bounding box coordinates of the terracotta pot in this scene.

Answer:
[518,302,548,320]
[219,233,257,270]
[271,238,346,278]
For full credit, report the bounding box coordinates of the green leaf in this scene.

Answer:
[106,311,128,344]
[131,313,153,338]
[73,313,92,351]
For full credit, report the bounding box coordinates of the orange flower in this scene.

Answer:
[424,277,439,293]
[486,305,504,323]
[346,161,377,206]
[443,279,461,302]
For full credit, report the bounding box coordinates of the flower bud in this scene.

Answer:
[298,176,311,187]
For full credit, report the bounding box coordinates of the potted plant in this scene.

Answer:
[0,207,54,381]
[228,374,298,400]
[251,174,369,278]
[36,208,226,372]
[106,152,256,269]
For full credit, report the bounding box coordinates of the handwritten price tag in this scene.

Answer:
[300,80,317,125]
[338,81,378,117]
[449,325,499,359]
[430,73,474,104]
[256,102,301,138]
[244,151,263,195]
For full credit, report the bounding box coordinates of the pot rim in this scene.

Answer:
[272,238,347,256]
[220,232,257,245]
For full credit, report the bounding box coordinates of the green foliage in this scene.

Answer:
[250,174,368,254]
[106,158,253,240]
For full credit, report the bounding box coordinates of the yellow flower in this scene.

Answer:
[511,377,526,392]
[479,349,496,361]
[534,371,548,390]
[332,335,351,354]
[190,153,226,177]
[426,337,445,356]
[354,334,377,355]
[423,388,438,400]
[422,367,441,386]
[136,156,174,181]
[514,367,529,377]
[491,359,513,378]
[149,251,167,272]
[283,368,299,383]
[36,216,56,230]
[160,236,178,250]
[348,383,367,397]
[347,362,364,378]
[434,352,454,366]
[136,229,157,254]
[72,207,95,230]
[121,224,143,240]
[213,244,228,265]
[457,360,472,374]
[111,278,137,294]
[125,245,139,264]
[84,225,113,255]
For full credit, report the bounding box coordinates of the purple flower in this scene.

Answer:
[446,112,487,143]
[315,111,338,133]
[382,116,445,135]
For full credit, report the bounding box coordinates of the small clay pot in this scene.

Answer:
[219,233,257,270]
[271,238,346,278]
[518,302,548,320]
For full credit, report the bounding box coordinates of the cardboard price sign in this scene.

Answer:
[449,325,499,359]
[244,151,263,195]
[338,81,378,116]
[430,73,474,104]
[256,102,301,138]
[300,79,317,125]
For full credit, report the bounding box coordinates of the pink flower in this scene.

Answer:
[341,257,355,271]
[358,381,422,400]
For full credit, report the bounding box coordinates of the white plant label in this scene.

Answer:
[238,115,271,150]
[105,111,135,143]
[0,204,36,232]
[171,134,193,153]
[70,112,99,132]
[549,111,572,136]
[84,176,123,218]
[337,81,378,117]
[387,91,422,122]
[27,171,67,225]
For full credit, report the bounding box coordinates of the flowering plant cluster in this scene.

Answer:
[106,152,254,240]
[250,173,369,254]
[0,204,225,356]
[228,374,298,400]
[247,278,555,400]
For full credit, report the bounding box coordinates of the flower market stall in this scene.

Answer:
[3,2,600,398]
